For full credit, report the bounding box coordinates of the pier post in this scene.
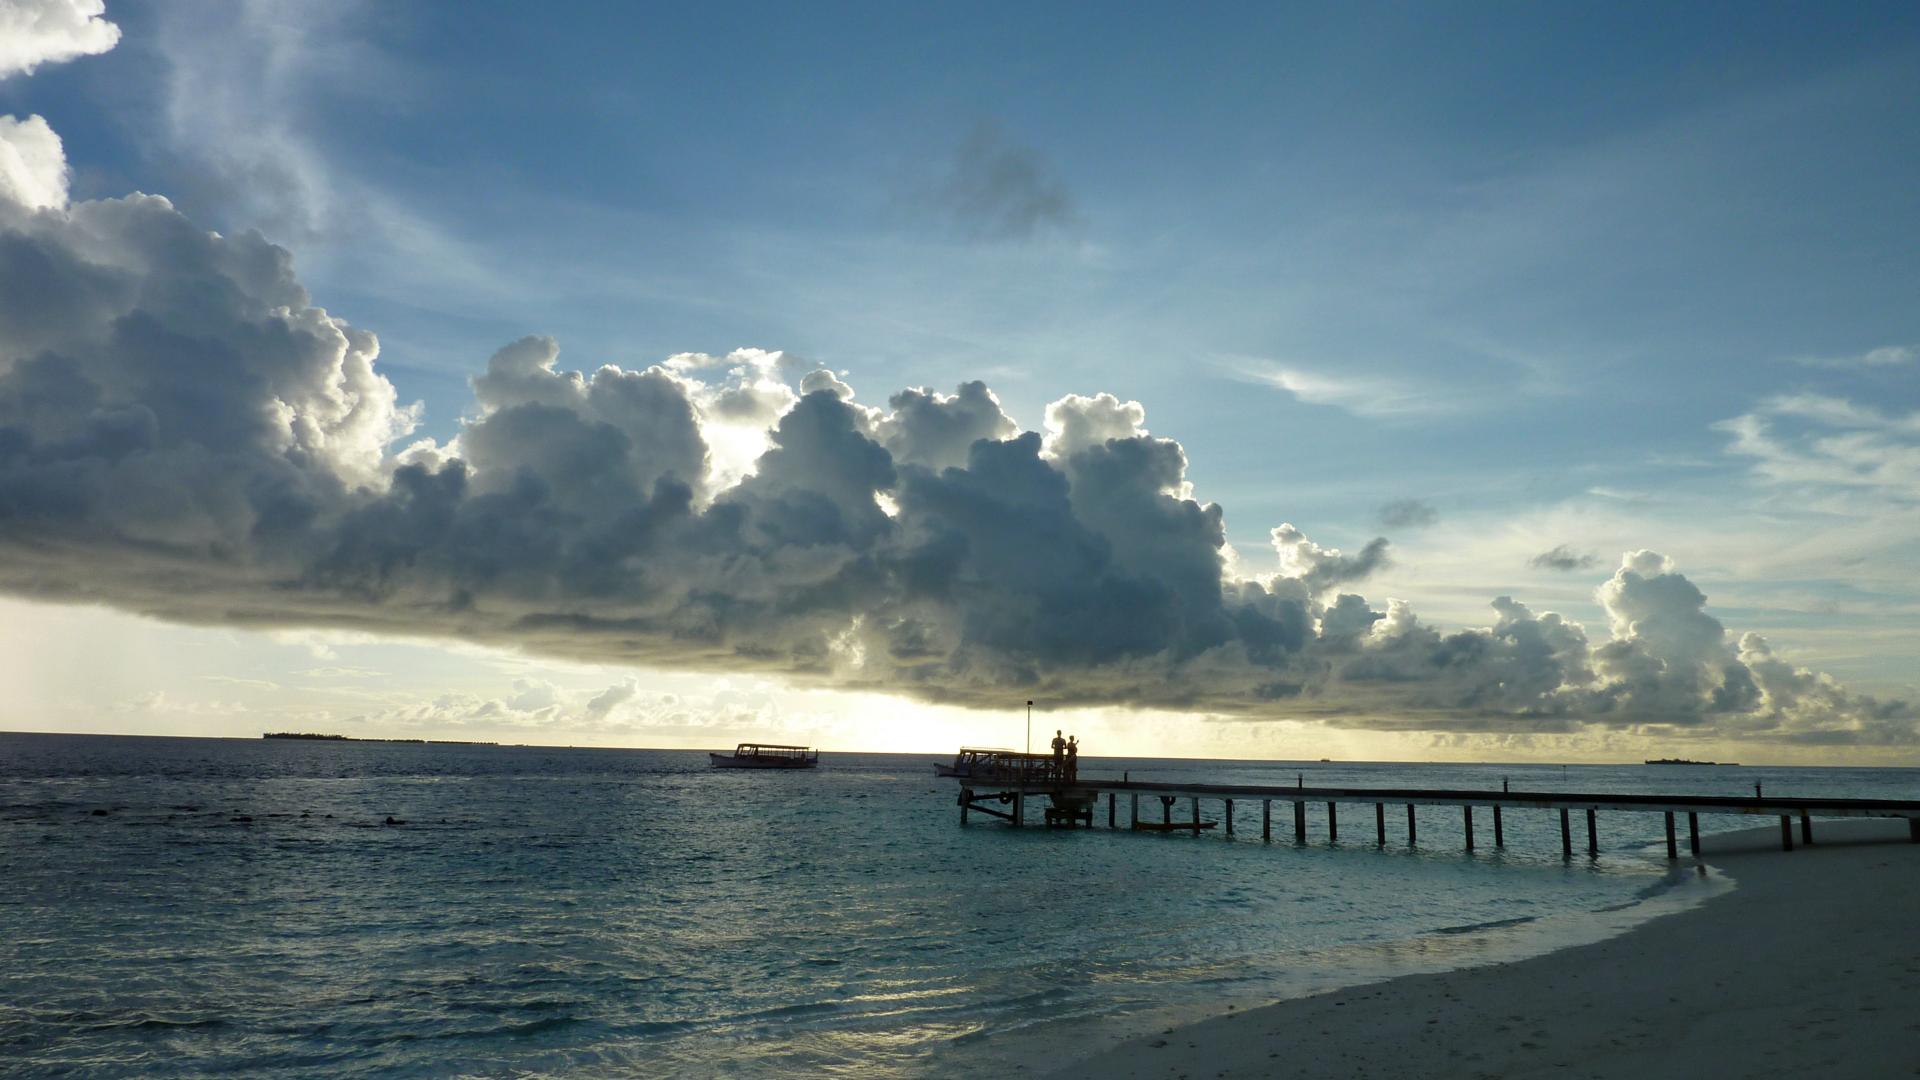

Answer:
[1463,805,1474,851]
[1375,803,1385,845]
[1689,812,1700,855]
[1191,797,1200,832]
[1406,804,1416,846]
[1293,801,1306,844]
[1225,799,1234,836]
[1910,817,1919,843]
[1799,812,1812,846]
[1559,808,1572,859]
[1108,792,1115,829]
[961,788,970,826]
[1131,793,1139,831]
[1493,805,1504,848]
[1013,791,1023,828]
[1664,812,1677,859]
[1780,815,1793,851]
[1327,802,1338,843]
[1586,809,1597,855]
[1162,796,1173,826]
[1262,799,1271,842]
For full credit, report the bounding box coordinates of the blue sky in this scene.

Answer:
[1,1,1916,759]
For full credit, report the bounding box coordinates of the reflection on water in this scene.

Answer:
[0,734,1908,1077]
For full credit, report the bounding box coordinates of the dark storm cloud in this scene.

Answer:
[1529,544,1599,572]
[0,183,1912,745]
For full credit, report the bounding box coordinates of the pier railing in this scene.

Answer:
[950,774,1920,857]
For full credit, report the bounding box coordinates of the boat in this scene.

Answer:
[709,743,820,769]
[1644,758,1736,766]
[934,746,1068,784]
[934,747,1020,778]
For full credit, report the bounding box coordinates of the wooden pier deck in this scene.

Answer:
[953,774,1920,858]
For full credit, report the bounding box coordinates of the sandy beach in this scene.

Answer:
[1053,817,1920,1080]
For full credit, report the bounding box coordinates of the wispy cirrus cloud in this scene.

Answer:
[1785,344,1915,369]
[1227,361,1462,419]
[1716,393,1920,500]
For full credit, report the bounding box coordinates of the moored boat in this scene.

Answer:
[710,743,820,769]
[934,747,1022,778]
[934,746,1064,784]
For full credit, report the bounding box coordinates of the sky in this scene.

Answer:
[0,0,1916,763]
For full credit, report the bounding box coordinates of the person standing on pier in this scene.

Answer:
[1066,736,1078,782]
[1051,729,1066,781]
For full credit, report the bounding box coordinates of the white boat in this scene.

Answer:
[934,747,1059,782]
[709,743,820,769]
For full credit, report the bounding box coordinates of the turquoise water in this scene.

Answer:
[1,734,1912,1077]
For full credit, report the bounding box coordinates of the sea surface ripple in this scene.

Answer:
[1,734,1911,1077]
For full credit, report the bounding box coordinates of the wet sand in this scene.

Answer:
[1052,817,1920,1080]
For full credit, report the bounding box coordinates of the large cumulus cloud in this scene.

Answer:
[0,34,1911,747]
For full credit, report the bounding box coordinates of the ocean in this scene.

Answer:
[1,733,1913,1077]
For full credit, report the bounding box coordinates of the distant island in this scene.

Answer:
[262,733,498,746]
[1644,757,1737,766]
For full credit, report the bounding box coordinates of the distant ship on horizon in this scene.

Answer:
[1643,757,1738,766]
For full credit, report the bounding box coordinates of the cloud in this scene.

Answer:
[0,0,119,79]
[1529,544,1599,572]
[585,678,638,720]
[933,122,1076,240]
[0,54,1909,749]
[1377,499,1438,530]
[1786,344,1914,369]
[0,1,119,212]
[0,114,67,210]
[1230,363,1455,419]
[1041,391,1146,460]
[1715,393,1920,501]
[1269,524,1391,597]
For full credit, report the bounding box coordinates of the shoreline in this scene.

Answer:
[1050,818,1920,1079]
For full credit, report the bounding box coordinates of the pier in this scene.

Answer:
[952,763,1920,857]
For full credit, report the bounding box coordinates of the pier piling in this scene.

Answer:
[944,770,1920,860]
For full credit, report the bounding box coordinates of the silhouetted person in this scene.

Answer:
[1051,729,1065,780]
[1066,735,1078,782]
